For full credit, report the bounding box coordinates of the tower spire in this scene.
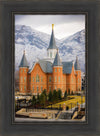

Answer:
[19,50,28,67]
[47,24,58,50]
[53,51,62,66]
[74,56,80,70]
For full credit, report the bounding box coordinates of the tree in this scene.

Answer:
[48,90,53,102]
[57,89,62,100]
[39,93,46,107]
[37,93,40,104]
[32,95,36,105]
[71,91,74,95]
[53,90,58,102]
[64,90,67,99]
[68,89,70,95]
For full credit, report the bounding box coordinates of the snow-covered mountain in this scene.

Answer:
[15,25,85,72]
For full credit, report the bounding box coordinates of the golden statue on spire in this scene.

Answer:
[52,24,54,29]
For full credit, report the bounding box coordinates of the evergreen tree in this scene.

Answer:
[40,93,46,107]
[32,95,36,105]
[53,90,58,102]
[64,90,67,99]
[68,89,70,95]
[37,93,40,103]
[58,89,62,100]
[48,90,53,102]
[71,91,74,95]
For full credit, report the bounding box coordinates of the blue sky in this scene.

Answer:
[15,15,85,39]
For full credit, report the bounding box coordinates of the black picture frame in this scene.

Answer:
[0,0,100,136]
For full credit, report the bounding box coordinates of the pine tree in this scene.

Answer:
[32,95,36,105]
[58,89,62,100]
[48,90,53,102]
[68,89,70,95]
[64,90,67,99]
[53,90,58,102]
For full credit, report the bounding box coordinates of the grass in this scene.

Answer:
[47,95,85,110]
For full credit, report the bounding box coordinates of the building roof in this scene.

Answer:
[62,61,73,74]
[19,51,29,67]
[53,51,62,66]
[29,59,73,74]
[47,24,58,50]
[74,56,81,70]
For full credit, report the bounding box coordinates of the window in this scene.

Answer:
[59,76,60,82]
[41,87,42,91]
[50,52,52,58]
[55,68,57,72]
[24,69,26,73]
[36,75,39,82]
[21,86,22,91]
[21,69,23,73]
[41,76,43,82]
[55,76,57,82]
[37,87,39,92]
[24,77,26,82]
[33,86,34,91]
[78,78,80,83]
[33,77,35,82]
[59,68,60,72]
[49,76,51,82]
[49,86,51,91]
[55,86,57,90]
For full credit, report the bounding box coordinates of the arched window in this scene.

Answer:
[24,77,26,82]
[41,76,43,82]
[49,86,51,91]
[33,77,35,82]
[36,75,39,82]
[24,86,26,91]
[55,76,57,82]
[49,76,51,82]
[33,86,34,91]
[59,76,60,82]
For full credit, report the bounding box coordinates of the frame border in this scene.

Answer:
[1,1,100,136]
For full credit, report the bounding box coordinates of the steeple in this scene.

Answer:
[19,50,28,67]
[47,24,58,50]
[53,50,62,66]
[74,56,81,70]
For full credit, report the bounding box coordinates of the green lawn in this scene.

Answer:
[47,95,85,109]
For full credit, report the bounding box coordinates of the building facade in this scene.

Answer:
[19,24,81,96]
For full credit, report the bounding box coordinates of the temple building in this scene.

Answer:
[19,24,81,96]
